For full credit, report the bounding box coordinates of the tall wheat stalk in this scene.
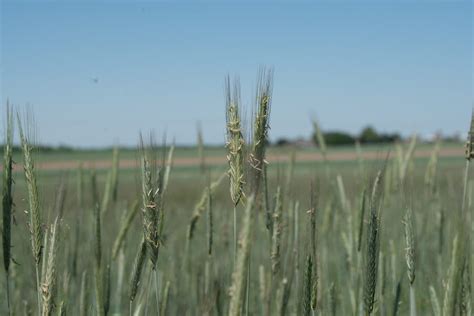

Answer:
[91,171,104,316]
[424,137,440,194]
[442,235,464,316]
[17,112,43,315]
[77,163,85,209]
[2,104,14,315]
[206,180,213,256]
[130,239,147,316]
[41,217,60,316]
[139,136,168,314]
[356,187,367,316]
[429,286,441,316]
[53,178,67,219]
[363,166,385,316]
[312,117,331,180]
[162,142,174,195]
[79,271,88,316]
[399,134,417,185]
[249,68,273,197]
[357,188,367,252]
[460,258,472,316]
[457,111,474,316]
[293,201,300,316]
[187,172,226,241]
[225,76,245,260]
[271,187,282,276]
[403,207,416,316]
[302,254,313,316]
[228,195,254,316]
[391,280,402,316]
[112,200,140,260]
[197,122,206,173]
[140,138,160,268]
[308,182,320,314]
[312,118,327,163]
[104,263,111,315]
[160,280,171,315]
[111,146,120,202]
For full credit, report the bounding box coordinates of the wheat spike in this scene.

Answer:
[140,138,160,268]
[249,67,273,196]
[2,103,14,315]
[17,111,43,315]
[363,167,385,315]
[225,76,245,206]
[18,112,43,265]
[2,103,14,273]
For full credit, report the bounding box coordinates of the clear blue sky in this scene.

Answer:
[1,1,472,147]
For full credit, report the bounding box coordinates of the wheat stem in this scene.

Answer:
[112,200,140,260]
[79,271,88,316]
[160,281,170,315]
[363,166,385,316]
[409,285,416,316]
[5,274,10,316]
[36,262,41,315]
[154,269,160,316]
[234,204,237,262]
[41,217,60,316]
[228,196,254,316]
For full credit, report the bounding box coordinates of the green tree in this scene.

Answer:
[359,126,379,143]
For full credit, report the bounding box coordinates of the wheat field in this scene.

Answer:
[0,81,472,316]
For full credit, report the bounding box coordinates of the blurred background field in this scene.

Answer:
[2,138,471,315]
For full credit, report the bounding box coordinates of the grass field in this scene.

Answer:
[1,136,473,315]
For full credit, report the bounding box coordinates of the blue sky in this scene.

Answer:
[1,1,472,147]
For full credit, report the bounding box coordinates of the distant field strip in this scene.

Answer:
[4,146,463,171]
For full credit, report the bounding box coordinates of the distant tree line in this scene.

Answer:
[312,126,401,146]
[274,125,461,147]
[7,145,75,153]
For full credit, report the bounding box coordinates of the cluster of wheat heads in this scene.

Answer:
[1,95,473,315]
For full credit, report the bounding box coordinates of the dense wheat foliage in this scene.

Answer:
[0,85,472,315]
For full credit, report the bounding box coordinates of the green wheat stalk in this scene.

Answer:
[17,112,43,315]
[2,103,14,315]
[228,195,255,316]
[363,166,385,316]
[249,67,273,197]
[41,217,60,316]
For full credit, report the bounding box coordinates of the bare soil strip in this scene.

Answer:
[4,147,463,172]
